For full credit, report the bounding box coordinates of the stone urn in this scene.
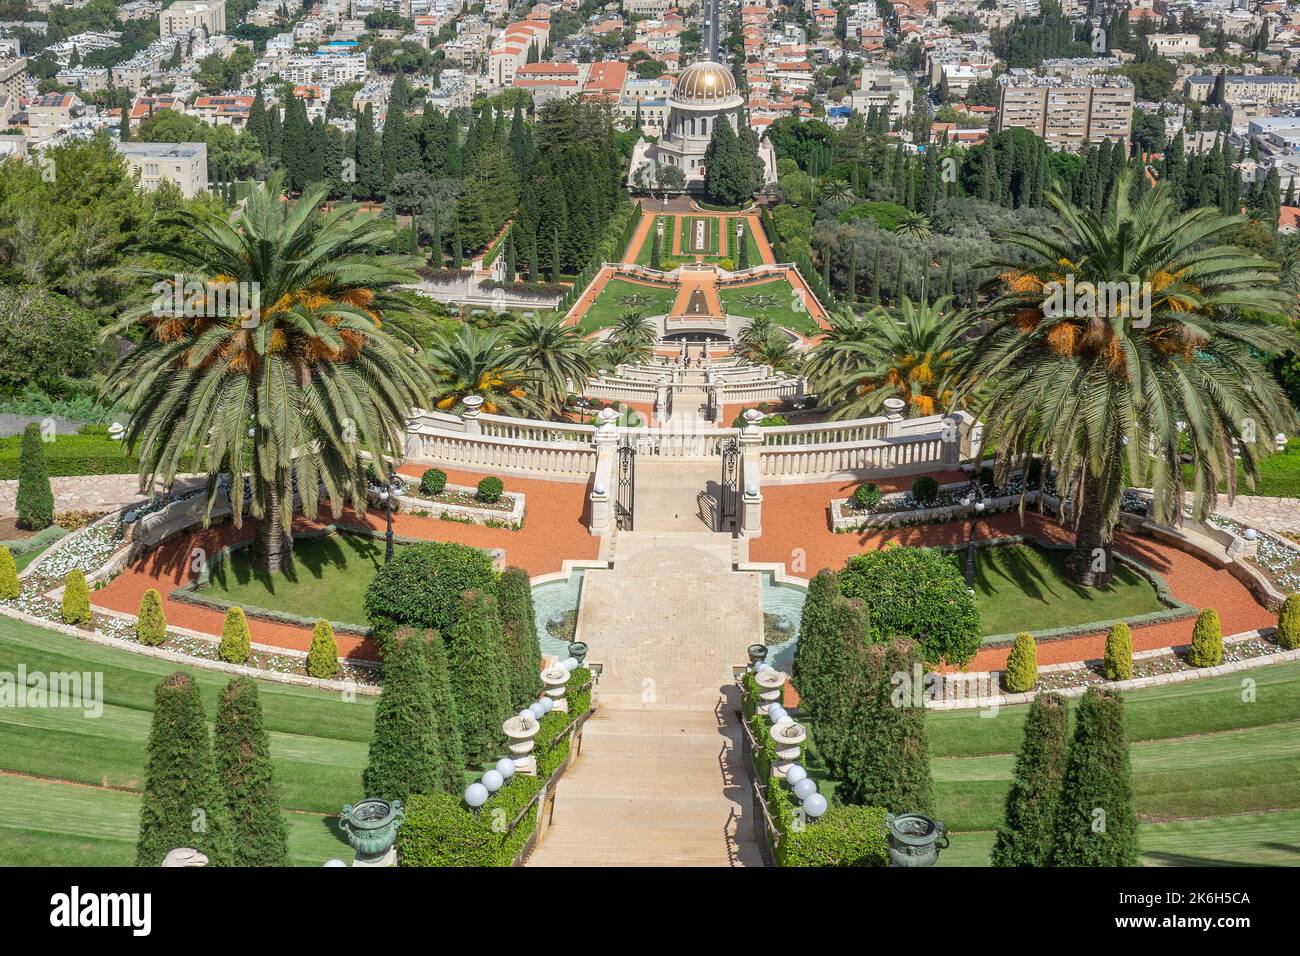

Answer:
[747,644,768,669]
[339,798,405,866]
[568,641,589,666]
[883,812,950,868]
[541,665,571,711]
[769,720,807,779]
[754,669,786,713]
[503,712,540,775]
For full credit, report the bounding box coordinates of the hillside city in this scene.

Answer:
[0,0,1299,901]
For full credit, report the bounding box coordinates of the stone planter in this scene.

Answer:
[541,666,570,712]
[883,812,949,868]
[339,798,405,866]
[504,713,540,775]
[769,720,807,779]
[754,669,785,713]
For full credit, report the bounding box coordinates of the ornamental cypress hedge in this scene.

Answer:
[1279,594,1300,650]
[497,567,543,710]
[137,588,166,646]
[1104,622,1133,680]
[362,541,499,653]
[363,629,444,804]
[791,570,869,775]
[447,590,512,762]
[61,568,90,625]
[839,546,981,667]
[307,619,339,678]
[0,546,18,600]
[419,629,466,793]
[839,638,933,814]
[213,677,289,866]
[219,606,251,664]
[1050,687,1139,866]
[1188,607,1222,667]
[136,673,233,866]
[768,782,888,867]
[991,692,1068,867]
[16,423,54,530]
[1003,632,1037,692]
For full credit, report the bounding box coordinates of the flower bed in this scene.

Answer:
[390,479,525,529]
[1209,515,1300,594]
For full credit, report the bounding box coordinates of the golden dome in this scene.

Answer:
[673,60,738,104]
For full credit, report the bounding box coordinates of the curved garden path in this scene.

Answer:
[90,467,597,661]
[750,478,1277,672]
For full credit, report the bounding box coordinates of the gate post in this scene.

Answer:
[739,409,764,537]
[588,408,619,535]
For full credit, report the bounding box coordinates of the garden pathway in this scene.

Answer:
[525,531,765,866]
[0,475,206,518]
[1195,494,1300,535]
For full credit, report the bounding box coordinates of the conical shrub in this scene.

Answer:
[991,692,1068,867]
[1277,594,1300,650]
[213,677,289,866]
[219,607,251,664]
[363,628,443,804]
[1188,607,1222,667]
[307,619,339,678]
[61,568,90,625]
[0,545,19,600]
[137,588,166,646]
[447,589,512,763]
[419,628,466,793]
[497,567,543,709]
[1003,632,1037,692]
[1104,622,1133,680]
[16,422,53,530]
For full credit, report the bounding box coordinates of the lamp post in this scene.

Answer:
[380,483,395,564]
[962,480,986,589]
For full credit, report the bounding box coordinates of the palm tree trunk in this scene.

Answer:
[1065,477,1112,588]
[251,486,293,573]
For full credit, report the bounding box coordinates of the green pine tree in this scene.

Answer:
[16,423,54,530]
[136,673,234,866]
[446,590,512,763]
[418,629,466,793]
[991,693,1068,867]
[213,677,289,866]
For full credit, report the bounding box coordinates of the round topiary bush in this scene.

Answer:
[220,606,252,664]
[137,588,167,647]
[1278,594,1300,650]
[307,619,340,678]
[1004,632,1038,692]
[476,476,504,503]
[61,568,91,625]
[1188,607,1222,668]
[420,468,448,497]
[911,475,939,506]
[853,483,882,511]
[1104,621,1133,680]
[363,541,499,653]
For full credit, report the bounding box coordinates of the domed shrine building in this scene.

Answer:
[628,58,776,194]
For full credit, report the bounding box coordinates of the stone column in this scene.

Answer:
[883,397,906,438]
[588,407,619,535]
[740,409,764,537]
[462,394,484,435]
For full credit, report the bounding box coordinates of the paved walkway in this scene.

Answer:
[526,531,764,866]
[1193,493,1300,534]
[0,475,206,517]
[750,479,1277,671]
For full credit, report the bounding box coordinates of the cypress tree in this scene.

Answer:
[791,570,868,774]
[991,693,1068,867]
[505,229,517,283]
[137,588,167,646]
[381,75,420,188]
[737,219,749,269]
[419,629,466,793]
[450,219,463,268]
[1104,622,1133,680]
[839,638,933,813]
[16,423,54,530]
[550,229,561,282]
[363,628,443,804]
[219,607,251,664]
[61,568,90,625]
[1051,687,1139,866]
[136,673,233,866]
[1188,607,1223,667]
[307,619,339,678]
[0,546,18,600]
[355,105,381,200]
[429,213,443,267]
[214,677,289,866]
[247,86,269,156]
[1004,632,1038,692]
[497,567,544,710]
[446,590,512,763]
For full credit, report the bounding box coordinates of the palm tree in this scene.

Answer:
[808,296,970,420]
[820,179,855,206]
[737,315,777,355]
[958,171,1298,586]
[741,327,802,375]
[609,308,658,352]
[105,176,430,573]
[896,211,933,240]
[502,313,594,418]
[426,323,544,418]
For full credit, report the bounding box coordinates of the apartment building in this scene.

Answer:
[1184,74,1300,106]
[160,0,227,37]
[1146,33,1204,58]
[280,52,369,85]
[487,14,550,88]
[996,72,1133,152]
[851,64,913,125]
[118,141,209,197]
[25,92,85,144]
[0,57,26,109]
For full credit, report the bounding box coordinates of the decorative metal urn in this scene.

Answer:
[339,798,405,863]
[747,644,769,668]
[883,812,949,868]
[568,641,589,666]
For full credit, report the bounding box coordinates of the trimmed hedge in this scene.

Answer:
[219,607,251,664]
[362,540,499,652]
[476,476,504,504]
[0,424,194,480]
[1003,632,1037,692]
[1104,621,1133,680]
[769,783,888,867]
[1188,607,1222,667]
[911,475,939,505]
[419,468,447,496]
[1278,594,1300,651]
[137,588,166,646]
[61,568,90,625]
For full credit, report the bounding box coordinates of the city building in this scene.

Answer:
[1184,73,1300,106]
[851,64,913,125]
[996,72,1134,152]
[160,0,227,38]
[118,141,209,197]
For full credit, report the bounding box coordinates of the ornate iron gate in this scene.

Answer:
[616,443,636,531]
[719,437,740,532]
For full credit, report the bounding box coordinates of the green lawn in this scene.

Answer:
[924,661,1300,865]
[0,611,372,866]
[200,531,404,627]
[717,278,823,335]
[956,543,1169,639]
[678,216,719,256]
[579,277,677,332]
[634,216,672,266]
[1180,438,1300,499]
